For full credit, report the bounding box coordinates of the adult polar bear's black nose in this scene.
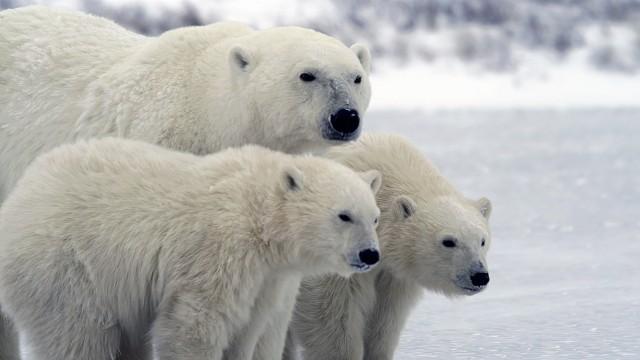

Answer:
[330,108,360,135]
[470,272,490,286]
[358,248,380,266]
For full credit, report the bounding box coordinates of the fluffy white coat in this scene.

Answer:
[286,134,493,360]
[0,6,372,201]
[0,139,381,360]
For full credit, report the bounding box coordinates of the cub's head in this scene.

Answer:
[228,27,371,153]
[273,159,381,276]
[382,195,492,296]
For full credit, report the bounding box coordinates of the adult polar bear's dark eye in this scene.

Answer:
[354,75,362,84]
[339,213,353,223]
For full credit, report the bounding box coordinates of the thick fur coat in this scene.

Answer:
[0,6,372,201]
[286,134,493,360]
[0,139,381,360]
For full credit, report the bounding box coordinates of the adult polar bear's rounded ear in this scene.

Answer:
[475,197,492,219]
[393,195,417,220]
[281,165,304,192]
[229,45,254,73]
[351,43,371,74]
[359,170,382,195]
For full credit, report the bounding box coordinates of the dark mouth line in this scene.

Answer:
[460,286,482,292]
[323,120,360,140]
[350,263,370,270]
[324,129,359,140]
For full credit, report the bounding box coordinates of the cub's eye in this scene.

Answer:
[338,213,352,223]
[442,238,457,248]
[354,75,362,84]
[374,217,379,224]
[300,73,316,82]
[481,238,486,247]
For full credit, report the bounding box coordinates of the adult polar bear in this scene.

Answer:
[0,6,372,201]
[0,6,371,359]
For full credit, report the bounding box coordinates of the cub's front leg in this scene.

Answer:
[152,295,230,360]
[253,275,302,359]
[296,275,375,360]
[0,311,20,360]
[363,271,422,360]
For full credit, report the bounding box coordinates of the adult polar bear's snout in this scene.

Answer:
[229,36,372,153]
[321,44,371,143]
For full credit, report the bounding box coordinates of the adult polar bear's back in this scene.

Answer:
[0,6,371,200]
[1,6,143,198]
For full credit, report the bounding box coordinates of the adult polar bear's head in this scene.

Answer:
[228,27,372,153]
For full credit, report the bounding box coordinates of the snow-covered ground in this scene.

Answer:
[363,108,640,359]
[369,62,640,110]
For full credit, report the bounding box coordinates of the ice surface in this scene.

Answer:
[364,109,640,359]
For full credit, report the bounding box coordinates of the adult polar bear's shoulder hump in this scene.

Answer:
[0,5,372,200]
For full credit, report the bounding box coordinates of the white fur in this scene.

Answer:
[0,6,372,201]
[225,169,382,360]
[0,313,19,360]
[0,139,381,360]
[286,134,493,360]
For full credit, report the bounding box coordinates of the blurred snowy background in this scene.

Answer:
[2,1,639,359]
[3,0,640,108]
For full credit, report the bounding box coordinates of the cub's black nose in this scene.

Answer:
[330,108,360,135]
[470,272,490,286]
[358,248,380,266]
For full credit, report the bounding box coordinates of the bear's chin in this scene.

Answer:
[415,278,473,298]
[449,282,487,297]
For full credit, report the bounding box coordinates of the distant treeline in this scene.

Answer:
[2,0,639,72]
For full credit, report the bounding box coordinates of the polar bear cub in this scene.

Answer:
[0,139,381,360]
[0,6,372,201]
[286,134,493,360]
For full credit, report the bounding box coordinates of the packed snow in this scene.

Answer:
[364,108,640,359]
[369,60,640,110]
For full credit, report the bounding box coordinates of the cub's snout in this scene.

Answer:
[470,271,490,287]
[358,248,380,266]
[347,244,380,273]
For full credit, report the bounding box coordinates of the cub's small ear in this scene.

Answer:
[229,45,253,72]
[393,195,416,220]
[359,170,382,195]
[351,43,371,74]
[280,165,304,192]
[476,197,492,219]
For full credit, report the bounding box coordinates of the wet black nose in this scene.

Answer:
[470,272,490,286]
[330,108,360,135]
[358,248,380,266]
